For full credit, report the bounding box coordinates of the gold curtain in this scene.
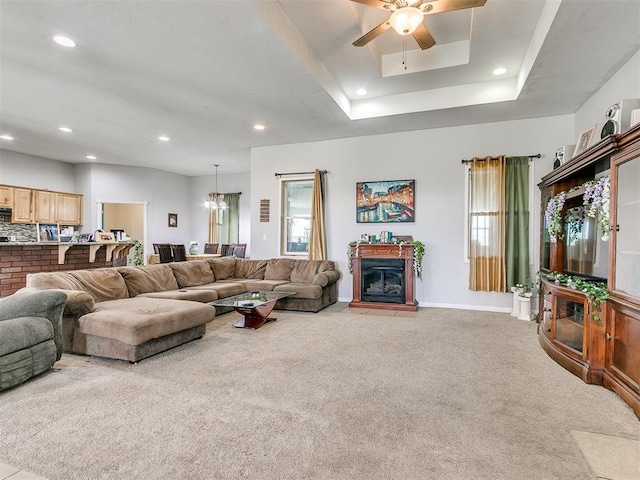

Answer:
[308,169,327,260]
[468,156,507,292]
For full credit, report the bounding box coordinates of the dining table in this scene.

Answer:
[147,253,220,264]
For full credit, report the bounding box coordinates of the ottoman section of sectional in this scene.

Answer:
[72,297,215,362]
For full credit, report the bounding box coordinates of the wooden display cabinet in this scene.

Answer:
[539,280,605,385]
[538,123,640,419]
[603,124,640,418]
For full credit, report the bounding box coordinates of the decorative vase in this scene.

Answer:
[518,296,532,321]
[511,286,523,317]
[189,243,199,255]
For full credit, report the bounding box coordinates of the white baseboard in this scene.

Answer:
[337,297,534,316]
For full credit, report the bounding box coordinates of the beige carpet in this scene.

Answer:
[1,304,638,480]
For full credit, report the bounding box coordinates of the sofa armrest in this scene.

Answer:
[312,270,341,287]
[0,289,68,359]
[61,290,96,316]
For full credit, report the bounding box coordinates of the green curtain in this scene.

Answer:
[219,193,240,244]
[505,157,530,288]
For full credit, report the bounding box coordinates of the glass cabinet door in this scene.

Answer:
[613,157,640,298]
[554,296,585,353]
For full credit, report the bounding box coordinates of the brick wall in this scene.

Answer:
[0,244,127,297]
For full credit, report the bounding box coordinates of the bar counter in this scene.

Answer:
[0,241,133,297]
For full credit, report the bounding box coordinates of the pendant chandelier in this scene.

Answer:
[204,164,227,210]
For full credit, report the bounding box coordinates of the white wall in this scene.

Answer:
[0,150,77,192]
[189,172,251,254]
[251,114,574,311]
[574,48,640,138]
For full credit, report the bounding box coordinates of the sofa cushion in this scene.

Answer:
[208,257,236,280]
[265,258,297,281]
[188,282,246,298]
[118,265,179,297]
[290,260,334,284]
[169,261,215,287]
[244,279,291,291]
[27,271,86,291]
[0,317,54,356]
[78,297,214,346]
[68,269,129,302]
[26,269,129,302]
[138,289,219,303]
[234,259,267,279]
[274,283,322,299]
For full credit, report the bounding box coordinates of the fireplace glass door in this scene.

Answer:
[361,258,405,304]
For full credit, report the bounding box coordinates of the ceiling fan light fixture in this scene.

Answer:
[389,7,423,36]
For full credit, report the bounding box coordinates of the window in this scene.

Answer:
[281,178,313,255]
[465,156,532,291]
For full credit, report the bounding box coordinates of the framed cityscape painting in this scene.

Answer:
[356,179,415,223]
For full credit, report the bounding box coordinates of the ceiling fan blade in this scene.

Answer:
[412,23,436,50]
[349,0,394,10]
[427,0,487,14]
[353,20,392,47]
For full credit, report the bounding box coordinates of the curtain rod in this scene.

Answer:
[274,170,328,177]
[460,154,541,164]
[208,192,242,195]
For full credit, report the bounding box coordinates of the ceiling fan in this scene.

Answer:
[350,0,487,50]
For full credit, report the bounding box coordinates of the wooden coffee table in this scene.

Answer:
[209,291,295,329]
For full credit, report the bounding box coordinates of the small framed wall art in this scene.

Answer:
[356,179,415,223]
[168,213,178,228]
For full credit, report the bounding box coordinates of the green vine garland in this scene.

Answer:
[541,271,608,326]
[130,239,144,266]
[347,240,425,279]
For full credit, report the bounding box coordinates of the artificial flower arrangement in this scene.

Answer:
[545,191,566,243]
[545,175,610,243]
[583,175,610,240]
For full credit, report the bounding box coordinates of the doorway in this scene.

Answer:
[97,201,148,265]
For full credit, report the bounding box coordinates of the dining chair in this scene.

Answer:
[153,243,170,254]
[204,243,219,254]
[220,244,234,256]
[232,243,246,258]
[171,244,187,262]
[157,245,174,263]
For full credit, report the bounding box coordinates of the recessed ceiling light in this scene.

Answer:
[53,35,76,48]
[355,89,367,96]
[59,126,72,133]
[493,67,507,76]
[158,135,170,142]
[86,155,97,160]
[0,134,14,141]
[253,124,265,131]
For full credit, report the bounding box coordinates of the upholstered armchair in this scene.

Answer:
[0,289,67,391]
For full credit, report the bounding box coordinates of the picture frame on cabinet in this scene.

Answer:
[37,223,59,242]
[168,213,178,228]
[96,232,115,243]
[573,124,597,157]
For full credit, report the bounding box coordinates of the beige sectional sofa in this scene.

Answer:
[25,257,340,362]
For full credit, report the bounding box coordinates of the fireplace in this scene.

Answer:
[349,243,418,311]
[361,258,405,304]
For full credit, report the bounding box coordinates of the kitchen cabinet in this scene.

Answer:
[35,190,56,223]
[56,193,83,225]
[12,188,34,223]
